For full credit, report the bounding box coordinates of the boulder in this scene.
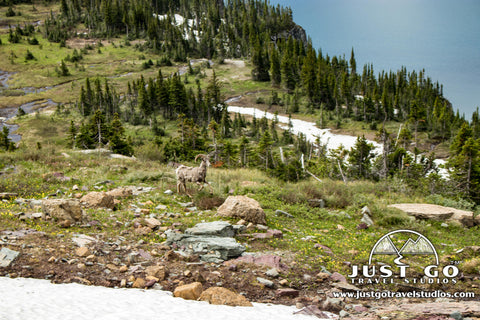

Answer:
[185,221,236,238]
[166,233,245,261]
[173,282,203,300]
[199,287,252,307]
[42,199,84,225]
[106,187,133,199]
[217,196,266,224]
[388,203,474,227]
[0,247,20,267]
[80,192,115,209]
[145,266,167,281]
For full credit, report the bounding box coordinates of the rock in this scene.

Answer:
[267,229,283,238]
[199,287,253,307]
[279,279,288,286]
[450,312,463,320]
[217,195,266,225]
[361,213,374,226]
[0,248,20,267]
[179,201,194,207]
[166,224,245,262]
[164,190,173,195]
[173,282,203,300]
[356,223,369,230]
[132,278,146,289]
[80,192,115,209]
[441,223,449,227]
[231,254,288,271]
[144,218,161,229]
[322,297,344,312]
[252,233,273,239]
[42,199,84,225]
[307,199,325,208]
[145,266,167,281]
[75,247,91,257]
[331,282,361,291]
[388,203,474,227]
[185,221,236,238]
[265,268,280,278]
[72,234,97,247]
[275,288,299,298]
[275,210,294,218]
[339,310,349,318]
[294,305,336,319]
[257,277,274,288]
[361,206,371,215]
[0,193,18,200]
[134,227,153,235]
[316,272,330,282]
[156,204,167,210]
[330,272,347,283]
[106,187,133,199]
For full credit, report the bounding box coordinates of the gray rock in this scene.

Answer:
[164,190,173,195]
[339,310,349,318]
[450,311,463,320]
[275,210,294,218]
[441,223,449,227]
[0,247,20,267]
[179,201,194,207]
[186,221,236,237]
[361,206,371,215]
[232,225,246,233]
[156,204,167,210]
[256,277,275,288]
[265,268,280,278]
[361,213,374,226]
[72,234,97,247]
[166,233,245,261]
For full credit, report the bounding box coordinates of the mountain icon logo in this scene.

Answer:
[368,229,439,266]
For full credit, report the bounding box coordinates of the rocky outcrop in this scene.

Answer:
[388,203,474,227]
[166,221,245,262]
[199,287,252,307]
[185,221,235,238]
[80,192,115,209]
[217,196,266,225]
[42,199,84,225]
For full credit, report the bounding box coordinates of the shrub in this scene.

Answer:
[25,50,35,61]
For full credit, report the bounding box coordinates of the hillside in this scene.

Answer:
[1,1,480,319]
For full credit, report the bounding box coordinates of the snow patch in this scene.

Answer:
[0,277,330,320]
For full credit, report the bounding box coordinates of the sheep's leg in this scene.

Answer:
[205,181,214,194]
[197,182,204,191]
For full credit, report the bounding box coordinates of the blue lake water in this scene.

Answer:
[269,0,480,118]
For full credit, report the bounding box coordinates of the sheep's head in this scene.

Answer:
[195,154,211,166]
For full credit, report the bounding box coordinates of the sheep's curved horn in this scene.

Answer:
[195,154,206,162]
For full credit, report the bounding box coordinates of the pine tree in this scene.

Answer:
[270,46,281,86]
[348,135,375,179]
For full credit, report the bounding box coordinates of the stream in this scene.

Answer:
[0,70,58,142]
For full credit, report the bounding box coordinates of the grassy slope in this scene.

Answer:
[0,2,477,294]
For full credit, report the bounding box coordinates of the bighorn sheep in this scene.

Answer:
[176,154,213,196]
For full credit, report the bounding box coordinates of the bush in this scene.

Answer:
[6,7,15,17]
[28,37,39,45]
[24,50,35,61]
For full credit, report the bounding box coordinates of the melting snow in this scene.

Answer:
[0,277,334,320]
